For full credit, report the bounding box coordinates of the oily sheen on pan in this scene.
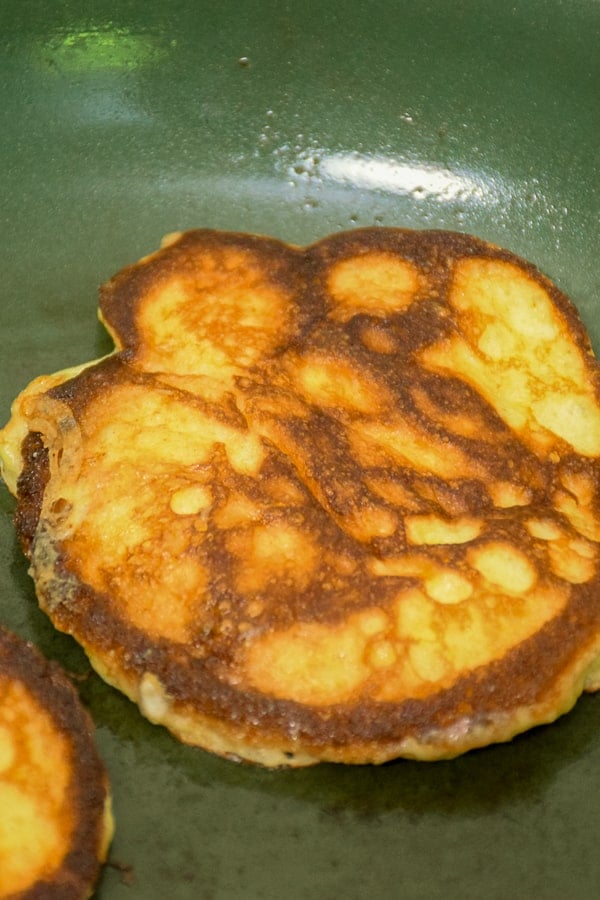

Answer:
[1,227,600,767]
[0,626,113,898]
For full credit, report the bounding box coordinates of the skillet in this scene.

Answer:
[1,2,599,897]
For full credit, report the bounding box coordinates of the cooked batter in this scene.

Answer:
[0,627,112,897]
[1,228,599,766]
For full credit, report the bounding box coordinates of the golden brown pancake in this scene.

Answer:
[1,227,600,767]
[0,626,113,898]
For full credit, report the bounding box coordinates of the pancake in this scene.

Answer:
[1,227,600,767]
[0,626,113,898]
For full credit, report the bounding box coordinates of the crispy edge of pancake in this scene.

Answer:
[22,500,600,767]
[87,637,600,767]
[0,626,113,897]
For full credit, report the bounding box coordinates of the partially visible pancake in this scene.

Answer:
[1,227,600,767]
[0,626,113,898]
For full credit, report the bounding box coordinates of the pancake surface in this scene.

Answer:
[1,227,600,766]
[0,626,112,898]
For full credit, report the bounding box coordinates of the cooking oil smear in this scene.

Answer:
[281,141,325,189]
[256,110,276,149]
[319,151,498,205]
[272,142,508,208]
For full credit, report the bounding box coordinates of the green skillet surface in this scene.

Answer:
[1,2,599,897]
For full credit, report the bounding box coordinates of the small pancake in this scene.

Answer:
[1,227,600,766]
[0,626,112,898]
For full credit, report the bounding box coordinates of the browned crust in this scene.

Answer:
[99,229,319,354]
[311,226,594,352]
[34,537,600,754]
[99,227,594,359]
[0,626,111,898]
[15,431,50,556]
[16,429,600,759]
